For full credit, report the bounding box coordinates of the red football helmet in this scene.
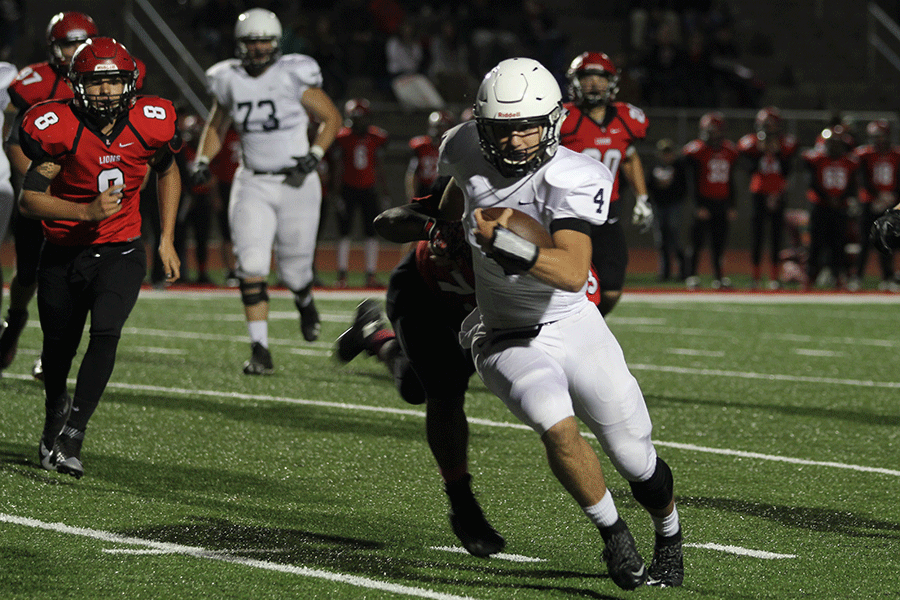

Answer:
[344,97,371,131]
[427,110,455,138]
[566,52,619,107]
[755,106,782,134]
[46,12,98,70]
[867,119,891,149]
[69,38,139,120]
[699,111,726,142]
[821,125,853,156]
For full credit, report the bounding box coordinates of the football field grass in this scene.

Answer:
[1,288,898,599]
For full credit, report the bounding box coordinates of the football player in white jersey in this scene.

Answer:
[192,8,342,374]
[0,61,18,322]
[436,58,683,590]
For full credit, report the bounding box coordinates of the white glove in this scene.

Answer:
[632,194,653,232]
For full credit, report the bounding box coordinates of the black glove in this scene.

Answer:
[291,145,324,177]
[188,159,211,187]
[871,208,900,255]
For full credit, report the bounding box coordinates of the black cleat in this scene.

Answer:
[52,427,84,479]
[297,298,321,342]
[0,309,28,369]
[647,530,684,587]
[243,342,274,375]
[39,393,73,471]
[446,475,506,557]
[601,518,648,590]
[334,299,385,363]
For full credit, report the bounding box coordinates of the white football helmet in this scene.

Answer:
[235,8,282,74]
[474,58,564,178]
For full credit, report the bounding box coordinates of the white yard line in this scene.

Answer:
[0,514,479,600]
[430,546,546,563]
[685,543,796,559]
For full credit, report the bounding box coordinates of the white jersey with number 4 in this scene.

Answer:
[439,121,615,329]
[205,54,321,173]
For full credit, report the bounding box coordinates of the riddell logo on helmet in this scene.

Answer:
[498,112,521,118]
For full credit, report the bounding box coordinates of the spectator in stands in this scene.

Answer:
[0,0,23,61]
[192,0,242,60]
[427,19,476,104]
[308,13,349,102]
[639,21,687,106]
[459,0,519,78]
[628,0,681,62]
[517,0,568,86]
[386,17,445,110]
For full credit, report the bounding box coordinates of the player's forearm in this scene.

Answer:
[19,190,92,220]
[156,164,181,243]
[527,236,591,292]
[623,153,648,196]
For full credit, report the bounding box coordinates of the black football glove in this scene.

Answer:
[291,152,320,176]
[188,159,211,187]
[871,208,900,255]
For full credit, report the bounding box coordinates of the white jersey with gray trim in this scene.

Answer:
[205,54,320,173]
[439,121,615,329]
[0,61,18,183]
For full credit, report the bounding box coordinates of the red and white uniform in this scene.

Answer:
[737,133,797,196]
[560,101,648,216]
[9,59,146,112]
[407,134,440,197]
[209,127,240,185]
[683,139,739,202]
[334,125,389,189]
[802,149,859,208]
[18,96,178,245]
[854,144,900,209]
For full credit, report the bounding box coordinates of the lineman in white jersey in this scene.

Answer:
[437,58,683,590]
[0,62,18,312]
[192,8,341,374]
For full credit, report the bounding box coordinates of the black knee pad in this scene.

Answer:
[239,280,269,306]
[630,457,674,510]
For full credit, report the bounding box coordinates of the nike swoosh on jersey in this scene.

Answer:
[121,248,136,255]
[119,142,134,147]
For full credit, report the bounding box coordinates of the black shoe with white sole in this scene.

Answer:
[601,518,648,590]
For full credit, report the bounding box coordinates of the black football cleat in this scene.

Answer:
[601,518,648,590]
[243,342,274,375]
[52,427,85,479]
[334,299,385,363]
[39,393,73,471]
[297,297,321,342]
[446,475,506,558]
[647,530,684,587]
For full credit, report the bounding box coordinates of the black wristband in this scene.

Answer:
[491,225,539,273]
[23,168,53,192]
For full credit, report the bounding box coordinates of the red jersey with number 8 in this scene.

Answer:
[19,96,178,245]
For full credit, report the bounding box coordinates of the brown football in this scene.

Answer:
[480,207,554,248]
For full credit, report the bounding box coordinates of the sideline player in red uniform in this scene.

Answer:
[853,119,900,290]
[802,125,859,290]
[683,112,740,289]
[737,106,798,289]
[4,12,145,378]
[331,98,391,288]
[18,38,181,479]
[405,110,454,201]
[560,52,651,315]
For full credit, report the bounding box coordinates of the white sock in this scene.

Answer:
[247,320,268,347]
[651,505,681,538]
[364,237,379,273]
[582,489,619,529]
[337,238,351,272]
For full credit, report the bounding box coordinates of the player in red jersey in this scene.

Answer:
[560,52,650,315]
[330,98,391,288]
[853,119,900,290]
[208,126,241,286]
[17,38,181,479]
[405,110,454,200]
[737,106,798,289]
[802,125,859,290]
[682,112,740,289]
[3,12,145,377]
